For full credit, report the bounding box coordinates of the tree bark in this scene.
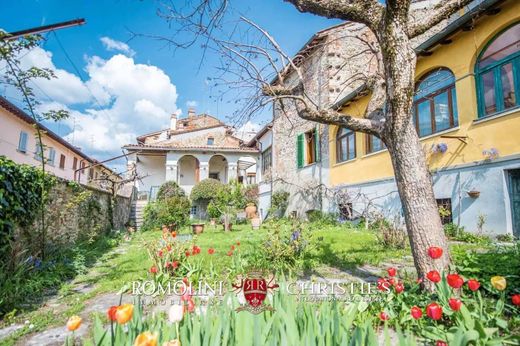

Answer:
[377,13,450,283]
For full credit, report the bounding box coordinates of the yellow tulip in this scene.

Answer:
[116,303,134,324]
[134,331,158,346]
[66,315,82,331]
[162,340,181,346]
[490,276,507,291]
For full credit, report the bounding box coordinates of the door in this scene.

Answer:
[508,169,520,236]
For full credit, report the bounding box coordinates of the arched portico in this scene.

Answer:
[208,154,228,183]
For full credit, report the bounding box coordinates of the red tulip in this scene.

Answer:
[172,261,179,269]
[467,279,480,291]
[165,262,171,268]
[379,311,389,321]
[447,274,464,289]
[185,251,190,257]
[107,305,118,321]
[436,341,448,346]
[387,267,397,277]
[236,241,241,246]
[426,270,441,283]
[410,306,422,319]
[227,250,233,256]
[187,299,195,313]
[377,278,391,292]
[166,245,172,251]
[387,277,395,286]
[395,282,404,294]
[428,247,443,259]
[208,248,215,255]
[149,266,157,274]
[182,277,189,285]
[426,302,443,320]
[512,294,520,306]
[448,298,462,311]
[230,245,235,250]
[157,250,163,257]
[192,246,201,255]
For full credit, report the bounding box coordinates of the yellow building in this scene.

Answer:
[329,0,520,236]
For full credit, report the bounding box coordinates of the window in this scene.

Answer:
[190,206,197,215]
[246,173,256,185]
[18,131,28,153]
[59,154,66,169]
[207,137,214,145]
[436,198,453,225]
[296,128,320,168]
[261,146,272,174]
[34,143,44,161]
[48,148,56,166]
[339,202,354,221]
[413,68,458,137]
[366,134,385,154]
[476,23,520,117]
[209,172,219,180]
[336,127,355,163]
[88,167,94,180]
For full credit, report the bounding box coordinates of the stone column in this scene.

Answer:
[228,161,238,181]
[199,161,209,181]
[165,152,178,183]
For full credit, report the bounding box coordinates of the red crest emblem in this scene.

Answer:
[233,271,278,314]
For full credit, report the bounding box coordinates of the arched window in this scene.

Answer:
[413,68,458,137]
[336,127,355,163]
[476,22,520,117]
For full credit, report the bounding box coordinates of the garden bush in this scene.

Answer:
[373,218,407,250]
[270,190,289,218]
[306,210,339,226]
[141,195,191,231]
[444,222,491,244]
[156,181,185,200]
[190,178,222,202]
[242,183,258,205]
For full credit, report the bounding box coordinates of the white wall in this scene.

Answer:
[178,155,198,194]
[136,154,166,196]
[330,157,520,236]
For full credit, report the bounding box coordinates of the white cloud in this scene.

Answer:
[100,37,135,56]
[234,121,262,141]
[186,100,198,108]
[16,47,91,105]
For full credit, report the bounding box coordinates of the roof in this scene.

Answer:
[334,0,505,109]
[136,113,224,142]
[0,96,120,176]
[246,122,273,147]
[123,143,259,153]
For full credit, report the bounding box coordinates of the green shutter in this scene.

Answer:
[296,133,304,168]
[314,127,320,162]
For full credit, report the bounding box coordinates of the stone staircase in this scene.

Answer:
[130,200,148,230]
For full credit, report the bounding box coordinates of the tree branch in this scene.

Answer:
[284,0,384,30]
[408,0,474,38]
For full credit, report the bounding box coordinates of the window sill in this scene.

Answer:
[333,158,357,167]
[418,126,460,141]
[16,149,27,155]
[299,162,318,170]
[473,107,520,125]
[362,149,388,158]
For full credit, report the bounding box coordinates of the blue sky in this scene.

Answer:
[0,0,341,171]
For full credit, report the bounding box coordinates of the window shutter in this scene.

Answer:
[314,127,320,162]
[296,133,304,168]
[48,148,56,165]
[18,131,28,152]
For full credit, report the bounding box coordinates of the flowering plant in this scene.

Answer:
[431,142,448,154]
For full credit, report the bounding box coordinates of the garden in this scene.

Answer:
[0,176,519,345]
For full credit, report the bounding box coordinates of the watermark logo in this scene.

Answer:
[232,271,278,314]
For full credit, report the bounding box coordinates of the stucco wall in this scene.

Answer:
[331,156,520,236]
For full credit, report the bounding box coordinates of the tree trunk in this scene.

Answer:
[385,121,450,283]
[378,16,450,286]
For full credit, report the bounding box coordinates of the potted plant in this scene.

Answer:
[467,190,480,198]
[191,222,205,234]
[245,202,257,219]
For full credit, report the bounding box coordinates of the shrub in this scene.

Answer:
[156,181,185,200]
[141,195,191,231]
[373,218,407,249]
[190,178,223,202]
[306,210,338,226]
[444,222,491,244]
[243,184,259,205]
[206,181,245,230]
[270,190,289,217]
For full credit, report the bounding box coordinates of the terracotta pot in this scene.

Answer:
[251,217,261,230]
[191,223,205,234]
[245,204,257,219]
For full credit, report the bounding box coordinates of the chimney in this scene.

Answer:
[170,113,177,130]
[188,107,196,118]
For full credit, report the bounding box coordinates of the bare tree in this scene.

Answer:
[152,0,478,285]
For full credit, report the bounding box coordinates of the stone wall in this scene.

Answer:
[40,178,132,246]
